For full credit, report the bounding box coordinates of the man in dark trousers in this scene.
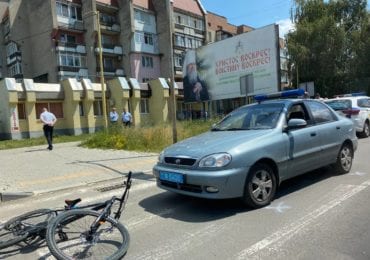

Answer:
[40,107,57,150]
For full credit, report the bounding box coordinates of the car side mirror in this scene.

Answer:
[287,118,307,130]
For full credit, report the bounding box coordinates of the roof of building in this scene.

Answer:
[172,0,204,16]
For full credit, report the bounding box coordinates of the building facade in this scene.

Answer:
[0,0,291,140]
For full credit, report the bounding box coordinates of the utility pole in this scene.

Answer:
[166,0,177,143]
[96,11,108,129]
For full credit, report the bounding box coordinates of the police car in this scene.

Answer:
[153,89,358,208]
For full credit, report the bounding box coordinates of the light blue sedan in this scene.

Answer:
[153,92,358,208]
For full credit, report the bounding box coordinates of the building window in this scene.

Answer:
[174,55,183,67]
[56,1,82,20]
[17,103,26,120]
[141,56,153,68]
[140,99,149,114]
[93,100,103,116]
[6,41,18,56]
[100,13,116,25]
[144,33,153,45]
[135,32,154,46]
[58,52,85,67]
[101,34,113,45]
[60,34,76,43]
[79,101,84,116]
[9,63,22,77]
[103,57,114,70]
[142,78,151,83]
[35,102,64,119]
[134,9,151,24]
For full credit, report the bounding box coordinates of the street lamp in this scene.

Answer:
[83,11,108,130]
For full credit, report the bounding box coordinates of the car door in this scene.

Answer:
[285,103,322,178]
[305,100,342,165]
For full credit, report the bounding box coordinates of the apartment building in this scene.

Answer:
[0,0,207,84]
[172,0,206,80]
[206,11,253,43]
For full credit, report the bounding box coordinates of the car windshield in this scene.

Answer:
[357,98,370,108]
[212,103,285,131]
[325,99,351,110]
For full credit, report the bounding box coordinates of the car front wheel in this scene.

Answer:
[242,163,277,208]
[334,143,353,174]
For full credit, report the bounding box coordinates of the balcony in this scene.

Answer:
[7,51,22,65]
[95,44,123,56]
[58,66,88,78]
[96,67,125,77]
[56,42,86,54]
[100,22,120,34]
[57,20,84,32]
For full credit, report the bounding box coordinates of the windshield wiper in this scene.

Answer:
[226,128,248,131]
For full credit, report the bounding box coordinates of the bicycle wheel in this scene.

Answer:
[0,209,54,249]
[46,209,130,260]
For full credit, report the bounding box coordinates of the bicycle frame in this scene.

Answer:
[56,171,132,242]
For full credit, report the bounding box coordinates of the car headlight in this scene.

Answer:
[158,152,165,163]
[199,153,232,168]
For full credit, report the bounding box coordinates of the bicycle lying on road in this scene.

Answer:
[0,171,132,259]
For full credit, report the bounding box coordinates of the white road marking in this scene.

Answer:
[233,182,369,259]
[265,201,291,213]
[349,171,368,176]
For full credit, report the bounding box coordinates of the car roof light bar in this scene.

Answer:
[254,89,305,102]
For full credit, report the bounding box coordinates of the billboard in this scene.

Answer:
[183,24,280,103]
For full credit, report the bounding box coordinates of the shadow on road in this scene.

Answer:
[139,165,339,222]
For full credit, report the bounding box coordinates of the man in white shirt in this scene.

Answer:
[122,109,132,127]
[40,107,57,150]
[109,107,119,124]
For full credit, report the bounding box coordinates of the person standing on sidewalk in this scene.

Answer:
[40,107,57,150]
[122,109,132,127]
[109,107,119,124]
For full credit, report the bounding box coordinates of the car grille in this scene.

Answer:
[160,180,202,193]
[164,157,196,166]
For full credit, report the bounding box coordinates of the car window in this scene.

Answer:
[306,101,336,123]
[213,103,284,130]
[357,98,370,108]
[325,99,351,110]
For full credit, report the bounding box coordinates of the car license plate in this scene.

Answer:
[159,171,184,184]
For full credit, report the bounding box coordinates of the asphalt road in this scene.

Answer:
[1,137,369,260]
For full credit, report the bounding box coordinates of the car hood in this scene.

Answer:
[163,130,272,158]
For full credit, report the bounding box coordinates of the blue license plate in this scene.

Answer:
[159,171,184,184]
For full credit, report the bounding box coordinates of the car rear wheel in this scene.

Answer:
[242,163,277,208]
[359,121,369,138]
[334,143,353,174]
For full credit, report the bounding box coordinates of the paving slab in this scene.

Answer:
[0,142,158,200]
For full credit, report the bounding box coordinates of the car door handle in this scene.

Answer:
[336,126,341,129]
[310,132,316,137]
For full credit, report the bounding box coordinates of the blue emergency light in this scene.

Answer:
[254,89,305,102]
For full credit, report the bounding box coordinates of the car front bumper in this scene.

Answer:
[152,165,250,199]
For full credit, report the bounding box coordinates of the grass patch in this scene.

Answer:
[0,119,220,152]
[81,119,218,152]
[0,134,90,150]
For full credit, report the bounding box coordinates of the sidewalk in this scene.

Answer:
[0,142,158,202]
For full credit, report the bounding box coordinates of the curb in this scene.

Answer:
[0,170,153,204]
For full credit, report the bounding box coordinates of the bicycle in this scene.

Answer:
[46,171,132,259]
[0,171,132,259]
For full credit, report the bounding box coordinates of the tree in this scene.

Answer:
[287,0,369,97]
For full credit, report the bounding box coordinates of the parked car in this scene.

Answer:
[153,89,358,209]
[324,95,370,138]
